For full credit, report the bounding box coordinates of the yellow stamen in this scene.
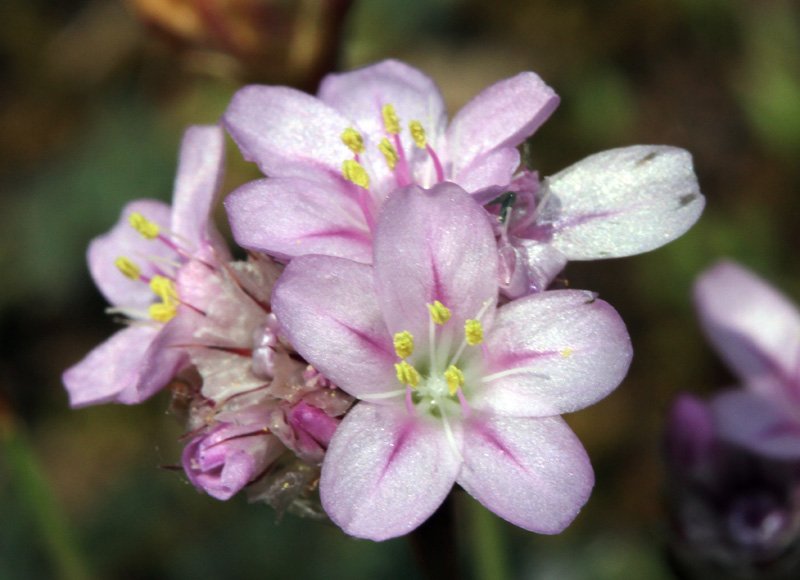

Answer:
[427,300,451,325]
[409,121,427,149]
[393,331,414,359]
[129,212,160,240]
[115,257,141,280]
[464,319,484,346]
[149,275,177,303]
[378,138,399,170]
[444,365,464,396]
[341,128,365,154]
[560,347,574,358]
[382,104,400,135]
[395,361,420,388]
[342,159,370,189]
[149,301,177,323]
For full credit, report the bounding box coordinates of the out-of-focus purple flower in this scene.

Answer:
[694,261,800,459]
[273,182,632,541]
[665,393,800,577]
[495,146,705,297]
[223,59,558,263]
[62,126,228,407]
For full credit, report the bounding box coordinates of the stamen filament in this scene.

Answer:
[439,407,462,461]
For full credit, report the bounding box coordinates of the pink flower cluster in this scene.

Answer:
[63,60,704,540]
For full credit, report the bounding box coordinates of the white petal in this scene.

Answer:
[545,145,704,259]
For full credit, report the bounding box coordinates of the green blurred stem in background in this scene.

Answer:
[464,493,512,580]
[1,410,93,580]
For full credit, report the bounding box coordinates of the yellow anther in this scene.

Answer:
[382,104,401,135]
[393,331,414,359]
[444,365,465,396]
[149,275,177,303]
[341,128,365,154]
[129,212,160,240]
[427,300,451,326]
[378,138,399,170]
[409,121,427,149]
[342,159,370,189]
[465,319,484,346]
[115,257,141,280]
[395,361,420,388]
[148,301,177,323]
[560,347,574,358]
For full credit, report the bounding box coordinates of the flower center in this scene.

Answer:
[338,103,446,216]
[391,299,488,421]
[113,211,186,323]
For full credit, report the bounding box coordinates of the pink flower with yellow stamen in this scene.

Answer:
[62,125,228,407]
[272,182,632,540]
[223,59,558,263]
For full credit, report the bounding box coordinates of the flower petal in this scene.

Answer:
[62,321,187,407]
[479,290,631,416]
[458,414,594,534]
[318,59,448,151]
[320,403,460,540]
[171,125,227,261]
[272,255,397,398]
[544,145,705,259]
[455,147,521,193]
[711,389,800,460]
[695,261,800,399]
[374,183,498,339]
[223,85,352,184]
[447,72,558,175]
[225,177,373,263]
[88,200,175,308]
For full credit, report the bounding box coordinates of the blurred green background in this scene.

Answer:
[2,0,799,578]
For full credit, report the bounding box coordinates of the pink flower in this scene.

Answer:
[62,125,228,407]
[223,59,558,263]
[272,182,632,540]
[183,405,286,501]
[694,261,800,459]
[496,146,705,296]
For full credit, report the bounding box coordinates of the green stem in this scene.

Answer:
[1,411,93,580]
[466,495,512,580]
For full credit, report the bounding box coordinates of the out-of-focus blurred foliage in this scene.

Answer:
[1,0,799,578]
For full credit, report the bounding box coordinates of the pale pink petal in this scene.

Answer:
[318,59,448,151]
[497,239,567,298]
[458,414,594,534]
[271,255,396,398]
[225,177,373,263]
[320,403,461,541]
[545,145,705,259]
[62,320,187,407]
[447,72,558,175]
[695,261,800,399]
[711,389,800,460]
[223,85,352,184]
[478,290,631,416]
[88,200,175,308]
[171,125,227,260]
[374,183,498,339]
[455,147,521,193]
